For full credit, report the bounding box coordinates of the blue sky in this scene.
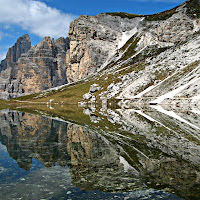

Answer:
[0,0,185,61]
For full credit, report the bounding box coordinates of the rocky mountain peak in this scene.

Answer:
[15,35,69,94]
[0,34,31,72]
[33,36,56,57]
[55,37,70,51]
[0,34,70,99]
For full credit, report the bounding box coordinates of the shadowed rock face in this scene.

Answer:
[0,34,31,75]
[0,34,31,99]
[0,110,199,199]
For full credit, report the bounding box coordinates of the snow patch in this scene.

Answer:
[193,20,200,33]
[50,117,67,123]
[192,110,200,115]
[192,95,200,100]
[132,109,157,122]
[151,77,200,104]
[118,28,137,49]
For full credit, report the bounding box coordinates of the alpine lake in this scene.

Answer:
[0,102,199,200]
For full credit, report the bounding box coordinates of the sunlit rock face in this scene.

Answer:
[17,37,69,94]
[66,14,142,82]
[66,1,200,84]
[0,34,31,74]
[1,1,200,100]
[0,36,69,98]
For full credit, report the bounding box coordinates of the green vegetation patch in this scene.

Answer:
[105,12,143,19]
[14,79,93,105]
[0,100,11,110]
[145,7,178,21]
[186,0,200,18]
[105,3,181,21]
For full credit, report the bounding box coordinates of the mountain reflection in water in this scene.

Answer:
[0,109,199,200]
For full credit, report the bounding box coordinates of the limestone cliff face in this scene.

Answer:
[17,37,69,94]
[0,34,31,99]
[80,1,200,102]
[0,34,31,75]
[65,1,200,83]
[66,14,142,82]
[0,35,69,98]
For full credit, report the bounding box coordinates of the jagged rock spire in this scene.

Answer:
[0,34,31,72]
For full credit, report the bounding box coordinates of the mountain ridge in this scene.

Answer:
[0,0,200,107]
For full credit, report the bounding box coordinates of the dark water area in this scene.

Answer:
[0,108,199,200]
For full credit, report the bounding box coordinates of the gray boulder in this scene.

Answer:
[83,93,92,100]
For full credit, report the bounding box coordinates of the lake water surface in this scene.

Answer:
[0,106,199,200]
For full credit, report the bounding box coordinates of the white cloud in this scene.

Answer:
[0,31,11,40]
[3,25,11,30]
[0,0,77,38]
[0,52,6,61]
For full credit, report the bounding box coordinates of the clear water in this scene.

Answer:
[0,108,199,200]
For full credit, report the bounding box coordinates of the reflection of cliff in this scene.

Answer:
[0,110,199,199]
[67,124,142,192]
[0,110,142,192]
[95,107,200,198]
[143,158,200,200]
[0,110,70,170]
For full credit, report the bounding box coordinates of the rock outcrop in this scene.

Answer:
[0,34,31,75]
[66,14,142,82]
[17,37,69,94]
[0,35,69,98]
[78,0,200,104]
[65,0,200,83]
[0,34,31,99]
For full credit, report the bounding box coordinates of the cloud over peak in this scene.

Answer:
[0,0,77,38]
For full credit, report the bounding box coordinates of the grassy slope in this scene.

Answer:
[0,99,11,110]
